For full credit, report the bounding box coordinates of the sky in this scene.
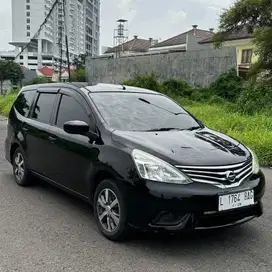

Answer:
[0,0,234,51]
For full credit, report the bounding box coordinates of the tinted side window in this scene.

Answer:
[56,95,91,128]
[32,93,56,124]
[14,90,36,117]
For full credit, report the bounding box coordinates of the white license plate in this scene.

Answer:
[218,190,254,211]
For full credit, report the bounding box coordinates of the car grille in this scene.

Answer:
[175,159,253,187]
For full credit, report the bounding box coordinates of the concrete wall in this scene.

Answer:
[86,47,237,88]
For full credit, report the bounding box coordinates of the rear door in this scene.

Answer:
[9,89,36,162]
[44,88,97,197]
[27,88,59,175]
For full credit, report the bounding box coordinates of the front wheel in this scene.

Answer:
[94,179,130,241]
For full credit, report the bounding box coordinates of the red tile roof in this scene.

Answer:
[150,28,213,48]
[39,66,54,77]
[105,37,152,54]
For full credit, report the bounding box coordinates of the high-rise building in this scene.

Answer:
[9,0,100,71]
[83,0,100,56]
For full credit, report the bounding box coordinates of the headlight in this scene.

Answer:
[247,147,260,174]
[132,149,192,184]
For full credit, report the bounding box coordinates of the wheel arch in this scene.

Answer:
[10,142,21,163]
[89,169,118,203]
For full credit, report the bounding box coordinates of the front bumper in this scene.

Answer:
[126,171,265,232]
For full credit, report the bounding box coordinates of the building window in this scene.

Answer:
[26,0,30,3]
[27,11,30,17]
[27,32,30,37]
[26,5,30,10]
[20,56,24,60]
[27,18,30,23]
[27,25,30,30]
[241,49,253,64]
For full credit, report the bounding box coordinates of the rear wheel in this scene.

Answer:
[12,147,32,187]
[94,179,130,241]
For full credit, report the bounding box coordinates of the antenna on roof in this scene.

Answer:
[117,82,126,90]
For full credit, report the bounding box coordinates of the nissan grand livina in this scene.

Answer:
[5,83,265,241]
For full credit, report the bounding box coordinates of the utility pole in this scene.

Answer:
[63,0,71,82]
[58,0,64,82]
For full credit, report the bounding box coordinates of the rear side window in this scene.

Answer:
[14,90,36,117]
[56,95,91,128]
[32,93,56,124]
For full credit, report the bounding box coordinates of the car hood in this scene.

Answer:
[111,128,250,166]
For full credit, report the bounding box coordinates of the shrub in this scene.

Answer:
[26,76,52,85]
[207,95,225,105]
[237,78,272,115]
[161,79,192,97]
[191,88,214,102]
[123,73,161,92]
[210,68,244,101]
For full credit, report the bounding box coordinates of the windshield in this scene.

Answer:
[90,92,200,131]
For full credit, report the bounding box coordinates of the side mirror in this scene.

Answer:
[63,120,99,141]
[63,120,90,135]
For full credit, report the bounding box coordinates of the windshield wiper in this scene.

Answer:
[144,127,182,132]
[186,126,202,131]
[138,98,187,116]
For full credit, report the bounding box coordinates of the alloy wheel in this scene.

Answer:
[96,188,120,233]
[14,152,25,182]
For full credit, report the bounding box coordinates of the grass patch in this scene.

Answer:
[0,93,18,116]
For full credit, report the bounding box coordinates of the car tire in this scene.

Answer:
[94,179,130,241]
[12,147,32,187]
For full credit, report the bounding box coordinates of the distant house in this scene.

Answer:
[149,25,214,53]
[37,66,54,79]
[103,36,154,57]
[198,26,256,76]
[37,66,72,82]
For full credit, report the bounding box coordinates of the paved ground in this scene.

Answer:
[0,120,271,272]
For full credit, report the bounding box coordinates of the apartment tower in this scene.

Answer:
[10,0,100,71]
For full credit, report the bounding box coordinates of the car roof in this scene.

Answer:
[84,83,159,94]
[21,82,88,91]
[21,82,160,95]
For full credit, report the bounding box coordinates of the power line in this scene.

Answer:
[15,0,60,60]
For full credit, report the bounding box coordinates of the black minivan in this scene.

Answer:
[5,83,265,240]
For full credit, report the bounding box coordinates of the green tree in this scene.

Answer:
[73,54,87,69]
[214,0,272,76]
[0,60,24,94]
[71,67,86,82]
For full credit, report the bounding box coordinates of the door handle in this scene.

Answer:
[48,136,56,143]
